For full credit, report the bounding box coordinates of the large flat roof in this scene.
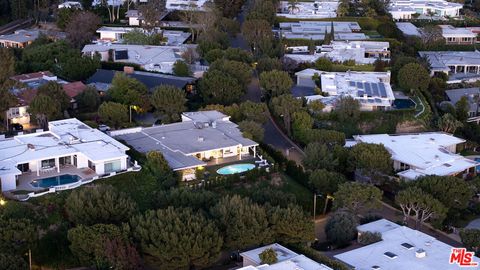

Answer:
[0,29,39,43]
[353,133,478,179]
[335,219,479,270]
[418,51,480,72]
[112,111,258,170]
[0,119,129,175]
[439,25,476,38]
[445,87,480,113]
[396,22,421,37]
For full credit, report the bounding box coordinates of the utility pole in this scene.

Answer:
[28,249,32,270]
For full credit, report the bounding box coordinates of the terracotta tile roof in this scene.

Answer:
[63,81,87,98]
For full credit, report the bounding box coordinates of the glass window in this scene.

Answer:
[41,159,55,169]
[104,160,121,173]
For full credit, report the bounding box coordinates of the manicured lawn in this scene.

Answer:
[280,174,315,212]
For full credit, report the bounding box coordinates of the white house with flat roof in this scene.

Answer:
[96,26,191,45]
[419,51,480,84]
[294,69,395,111]
[0,118,131,192]
[111,111,259,180]
[336,219,480,270]
[439,25,477,45]
[350,132,478,180]
[276,0,339,19]
[82,43,196,74]
[239,243,333,270]
[278,21,367,41]
[389,0,462,20]
[285,41,390,64]
[58,1,83,8]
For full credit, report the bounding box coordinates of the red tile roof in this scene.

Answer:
[63,81,87,98]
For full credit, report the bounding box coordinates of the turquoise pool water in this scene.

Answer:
[31,174,80,188]
[393,99,415,109]
[476,158,480,173]
[216,164,255,175]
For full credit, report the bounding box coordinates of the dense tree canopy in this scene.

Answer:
[267,204,315,244]
[108,73,149,110]
[66,11,101,48]
[349,142,392,180]
[325,211,358,247]
[98,102,129,128]
[65,185,137,225]
[304,143,339,171]
[129,207,223,269]
[28,94,61,130]
[239,120,265,142]
[76,86,100,112]
[309,169,346,196]
[333,182,382,213]
[270,94,303,137]
[210,195,271,249]
[260,70,293,98]
[151,85,186,123]
[0,253,28,270]
[0,218,35,254]
[397,63,430,94]
[460,229,480,255]
[172,60,191,77]
[37,81,70,112]
[199,70,244,105]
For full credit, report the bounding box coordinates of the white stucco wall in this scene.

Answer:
[0,174,17,191]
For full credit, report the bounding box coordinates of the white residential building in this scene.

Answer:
[389,0,462,20]
[239,243,333,270]
[111,111,259,180]
[278,21,367,41]
[349,132,478,180]
[335,219,480,270]
[0,119,131,192]
[276,0,339,19]
[166,0,210,10]
[439,25,477,45]
[294,69,395,111]
[418,51,480,84]
[81,43,196,74]
[285,41,390,64]
[96,26,191,45]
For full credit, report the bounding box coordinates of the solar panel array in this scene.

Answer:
[349,80,388,98]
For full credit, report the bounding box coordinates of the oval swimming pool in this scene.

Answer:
[216,164,255,175]
[30,174,80,188]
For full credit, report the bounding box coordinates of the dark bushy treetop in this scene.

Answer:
[309,169,346,195]
[151,85,186,123]
[349,142,392,176]
[397,63,430,94]
[0,253,28,270]
[153,188,218,211]
[259,70,293,98]
[325,211,358,247]
[333,182,382,213]
[239,120,265,142]
[129,207,223,269]
[267,204,315,244]
[0,218,34,254]
[172,60,191,77]
[358,231,382,246]
[460,229,480,255]
[199,70,244,105]
[304,143,339,171]
[210,195,271,249]
[108,72,149,110]
[65,185,137,225]
[98,102,129,129]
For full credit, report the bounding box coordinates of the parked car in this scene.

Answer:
[10,123,23,132]
[98,124,110,132]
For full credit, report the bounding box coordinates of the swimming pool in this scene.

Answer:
[31,174,81,188]
[476,158,480,173]
[216,164,255,175]
[393,99,415,109]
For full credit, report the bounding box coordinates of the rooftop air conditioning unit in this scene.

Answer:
[198,136,204,142]
[416,249,426,258]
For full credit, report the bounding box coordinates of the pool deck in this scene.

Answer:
[16,165,97,192]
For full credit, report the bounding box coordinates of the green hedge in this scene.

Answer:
[287,244,352,270]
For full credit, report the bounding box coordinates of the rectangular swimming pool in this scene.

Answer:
[30,174,81,188]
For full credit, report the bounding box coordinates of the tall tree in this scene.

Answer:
[199,70,244,105]
[349,142,392,183]
[151,85,186,123]
[246,0,276,25]
[260,70,293,98]
[0,88,17,122]
[172,60,191,77]
[304,143,339,171]
[267,204,315,244]
[0,48,15,85]
[214,0,245,18]
[397,63,430,95]
[238,120,264,142]
[28,94,61,130]
[129,207,223,269]
[210,195,271,249]
[437,113,463,133]
[241,19,273,53]
[0,218,34,255]
[325,211,358,247]
[335,96,360,121]
[66,185,137,225]
[37,81,70,112]
[395,187,447,228]
[460,229,480,255]
[0,253,28,270]
[333,182,383,214]
[309,169,347,196]
[98,102,128,128]
[139,0,166,31]
[415,175,474,212]
[76,86,100,112]
[108,72,149,110]
[270,94,303,137]
[66,11,101,48]
[455,96,471,122]
[209,59,252,90]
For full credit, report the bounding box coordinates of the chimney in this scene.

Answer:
[124,66,134,74]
